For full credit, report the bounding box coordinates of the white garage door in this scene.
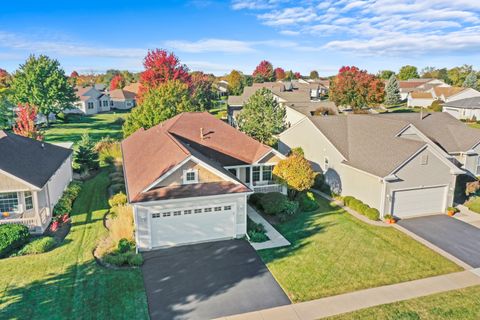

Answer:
[150,203,236,248]
[392,186,447,219]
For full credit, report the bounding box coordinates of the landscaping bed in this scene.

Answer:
[258,195,461,303]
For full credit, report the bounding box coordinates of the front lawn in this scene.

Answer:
[258,197,461,302]
[468,122,480,130]
[43,112,129,145]
[326,285,480,320]
[0,170,148,319]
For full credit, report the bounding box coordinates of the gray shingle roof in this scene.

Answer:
[0,131,72,188]
[444,97,480,109]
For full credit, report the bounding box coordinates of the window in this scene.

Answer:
[183,169,198,184]
[262,165,273,181]
[0,192,19,213]
[252,166,261,182]
[204,207,212,213]
[224,205,232,210]
[194,208,202,214]
[183,209,192,215]
[110,100,114,106]
[87,102,94,109]
[24,191,33,210]
[152,213,161,218]
[214,206,222,212]
[228,168,237,177]
[173,210,182,216]
[324,157,329,171]
[103,100,109,107]
[245,167,251,183]
[162,212,171,217]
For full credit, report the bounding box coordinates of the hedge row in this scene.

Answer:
[0,224,30,258]
[250,192,298,216]
[343,196,380,221]
[53,181,83,216]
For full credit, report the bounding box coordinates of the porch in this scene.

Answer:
[226,164,287,195]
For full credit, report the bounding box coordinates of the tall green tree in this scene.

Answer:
[448,65,472,86]
[10,55,76,126]
[309,70,319,79]
[398,65,419,80]
[74,133,99,173]
[0,89,14,129]
[236,88,285,146]
[385,74,401,106]
[378,70,395,80]
[123,80,201,137]
[463,72,478,90]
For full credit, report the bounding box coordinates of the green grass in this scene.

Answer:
[43,112,129,146]
[326,285,480,320]
[465,196,480,213]
[468,122,480,129]
[209,103,227,119]
[0,170,149,319]
[258,197,461,303]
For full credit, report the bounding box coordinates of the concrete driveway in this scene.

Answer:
[397,215,480,268]
[141,239,290,320]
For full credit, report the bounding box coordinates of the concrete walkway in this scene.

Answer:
[247,206,291,250]
[310,189,389,227]
[216,269,480,320]
[456,204,480,229]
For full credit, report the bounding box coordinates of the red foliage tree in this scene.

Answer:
[70,71,79,78]
[110,74,125,90]
[329,66,385,111]
[13,104,43,140]
[253,60,274,83]
[294,72,302,79]
[139,49,191,100]
[274,67,286,80]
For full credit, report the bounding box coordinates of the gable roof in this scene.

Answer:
[410,91,433,99]
[122,112,271,202]
[0,131,72,188]
[109,89,136,100]
[444,97,480,109]
[433,86,465,98]
[124,82,140,95]
[75,86,103,101]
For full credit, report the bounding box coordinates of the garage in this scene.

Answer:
[391,186,447,219]
[150,202,236,248]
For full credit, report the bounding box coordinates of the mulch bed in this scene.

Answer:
[44,221,71,243]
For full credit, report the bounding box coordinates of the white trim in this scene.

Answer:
[254,148,286,164]
[389,184,449,217]
[396,124,453,159]
[141,156,193,193]
[133,191,253,206]
[0,168,41,191]
[182,169,198,184]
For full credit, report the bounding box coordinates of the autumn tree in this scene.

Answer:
[398,65,419,80]
[274,67,286,80]
[294,72,301,79]
[10,55,76,126]
[191,71,215,110]
[226,70,245,95]
[252,60,274,83]
[309,70,319,79]
[0,68,11,89]
[385,74,401,106]
[463,72,478,90]
[12,104,43,140]
[273,153,315,199]
[139,49,191,100]
[284,70,294,81]
[70,71,79,78]
[123,80,200,137]
[236,88,285,146]
[329,66,385,110]
[110,74,125,90]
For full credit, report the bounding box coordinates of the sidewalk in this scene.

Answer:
[247,205,291,250]
[217,269,480,320]
[456,204,480,229]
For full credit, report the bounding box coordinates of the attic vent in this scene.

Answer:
[420,154,428,165]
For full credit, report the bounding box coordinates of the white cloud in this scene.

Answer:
[164,38,298,53]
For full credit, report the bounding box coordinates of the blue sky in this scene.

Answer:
[1,0,480,76]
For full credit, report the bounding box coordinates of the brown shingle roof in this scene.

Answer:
[109,89,136,100]
[433,86,465,98]
[410,91,433,99]
[122,112,270,202]
[124,82,140,95]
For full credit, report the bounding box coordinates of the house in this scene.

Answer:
[0,131,73,234]
[124,82,140,95]
[285,101,337,127]
[215,80,229,96]
[122,112,285,250]
[279,112,480,219]
[399,78,449,100]
[429,86,480,103]
[407,91,434,107]
[69,86,111,115]
[443,97,480,120]
[109,89,136,110]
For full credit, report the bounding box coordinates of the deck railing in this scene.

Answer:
[0,207,51,233]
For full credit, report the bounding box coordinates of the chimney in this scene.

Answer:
[200,127,204,140]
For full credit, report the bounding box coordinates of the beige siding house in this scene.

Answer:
[279,113,475,219]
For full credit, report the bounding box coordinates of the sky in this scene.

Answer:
[1,0,480,76]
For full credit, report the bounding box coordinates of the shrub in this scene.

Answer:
[110,183,126,194]
[313,173,325,190]
[17,237,56,255]
[283,200,299,216]
[297,191,319,212]
[247,218,268,242]
[343,196,354,206]
[108,192,127,208]
[248,193,264,208]
[117,238,134,253]
[103,251,144,267]
[0,224,30,258]
[109,206,134,244]
[430,100,443,112]
[357,203,370,215]
[260,192,290,215]
[53,181,83,216]
[364,208,380,221]
[113,117,126,125]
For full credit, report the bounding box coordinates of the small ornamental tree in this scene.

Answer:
[385,74,401,106]
[13,104,43,140]
[138,49,191,100]
[463,72,478,90]
[273,153,315,199]
[309,70,319,79]
[252,60,274,83]
[274,67,286,80]
[226,70,245,95]
[110,74,125,90]
[236,88,285,146]
[74,133,99,173]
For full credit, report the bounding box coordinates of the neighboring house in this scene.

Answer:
[122,112,285,250]
[0,131,73,234]
[407,91,434,107]
[399,78,449,100]
[429,86,480,103]
[124,82,140,95]
[215,80,229,96]
[69,86,111,115]
[285,101,337,127]
[109,89,136,110]
[443,97,480,120]
[279,112,480,219]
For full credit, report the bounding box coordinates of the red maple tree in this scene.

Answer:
[110,74,125,90]
[70,71,79,78]
[294,72,302,79]
[13,104,43,141]
[253,60,274,83]
[274,67,286,80]
[138,49,191,100]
